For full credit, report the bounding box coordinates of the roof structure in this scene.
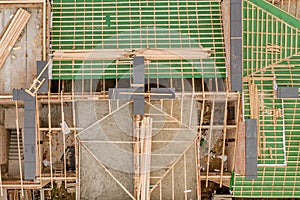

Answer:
[1,0,300,199]
[232,0,300,198]
[50,0,226,79]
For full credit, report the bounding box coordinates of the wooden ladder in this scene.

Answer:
[25,60,51,97]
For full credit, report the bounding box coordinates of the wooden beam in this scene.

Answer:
[0,164,3,196]
[71,79,80,200]
[43,0,46,60]
[206,95,215,187]
[15,101,24,197]
[0,8,31,68]
[60,92,67,188]
[134,115,141,200]
[231,94,241,172]
[220,93,228,187]
[47,81,53,189]
[0,0,43,3]
[52,48,211,61]
[140,117,152,200]
[249,81,259,119]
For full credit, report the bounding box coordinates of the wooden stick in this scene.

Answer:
[220,93,228,187]
[269,146,273,159]
[184,153,187,200]
[0,161,3,196]
[0,0,43,3]
[206,95,215,187]
[15,101,24,197]
[43,0,46,60]
[172,168,174,200]
[52,48,211,61]
[231,94,241,171]
[71,79,80,200]
[60,91,67,188]
[134,115,141,200]
[48,81,53,189]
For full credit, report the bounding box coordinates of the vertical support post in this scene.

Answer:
[48,81,53,188]
[220,93,228,187]
[140,117,152,200]
[232,94,241,171]
[60,91,67,187]
[206,95,215,187]
[134,115,141,200]
[0,166,2,196]
[184,153,187,200]
[15,101,24,197]
[43,0,46,60]
[72,79,80,200]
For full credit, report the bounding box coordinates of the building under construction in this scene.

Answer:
[0,0,300,199]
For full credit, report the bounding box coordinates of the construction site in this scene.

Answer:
[0,0,300,199]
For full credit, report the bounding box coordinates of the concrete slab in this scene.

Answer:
[245,119,257,139]
[12,88,34,101]
[24,161,36,180]
[24,144,35,163]
[133,99,144,115]
[133,56,144,85]
[245,119,257,179]
[277,87,298,98]
[23,127,35,145]
[24,100,36,110]
[230,0,242,92]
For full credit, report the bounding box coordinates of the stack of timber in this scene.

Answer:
[138,117,152,200]
[0,8,31,68]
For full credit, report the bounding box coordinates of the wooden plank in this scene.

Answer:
[0,8,31,68]
[0,0,43,3]
[220,93,228,187]
[206,95,215,187]
[140,117,152,200]
[52,48,211,61]
[249,81,259,119]
[134,115,141,200]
